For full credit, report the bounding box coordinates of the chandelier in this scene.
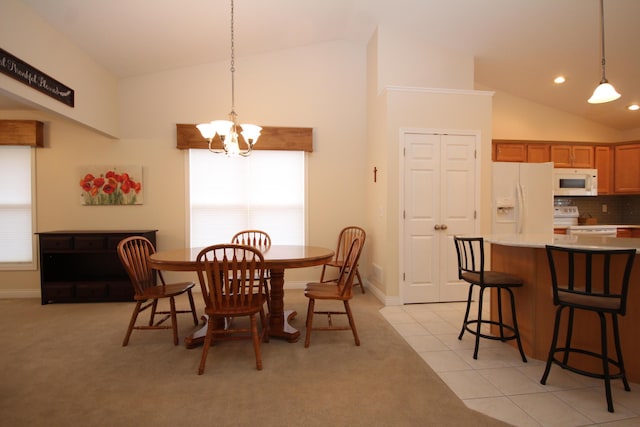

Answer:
[587,0,621,104]
[197,0,261,156]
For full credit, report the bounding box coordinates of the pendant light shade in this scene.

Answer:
[588,0,621,104]
[588,80,621,104]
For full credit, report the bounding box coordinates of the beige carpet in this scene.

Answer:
[0,289,509,427]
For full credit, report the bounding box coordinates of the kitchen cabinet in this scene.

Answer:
[494,142,526,162]
[550,145,594,168]
[614,144,640,194]
[526,144,550,163]
[594,146,612,194]
[38,230,157,304]
[616,228,640,238]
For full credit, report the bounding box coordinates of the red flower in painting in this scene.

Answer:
[102,177,117,194]
[79,173,95,191]
[121,179,131,194]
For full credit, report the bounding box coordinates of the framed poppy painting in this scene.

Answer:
[79,165,144,205]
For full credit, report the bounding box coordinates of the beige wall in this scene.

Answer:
[0,0,119,137]
[489,87,624,142]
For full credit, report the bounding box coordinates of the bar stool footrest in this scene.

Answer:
[464,319,519,342]
[550,347,629,386]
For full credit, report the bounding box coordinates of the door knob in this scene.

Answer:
[434,225,441,230]
[441,224,448,230]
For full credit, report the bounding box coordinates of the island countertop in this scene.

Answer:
[486,233,640,252]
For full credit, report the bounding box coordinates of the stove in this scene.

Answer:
[553,205,579,226]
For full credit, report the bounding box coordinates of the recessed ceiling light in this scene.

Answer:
[553,76,566,84]
[628,104,640,111]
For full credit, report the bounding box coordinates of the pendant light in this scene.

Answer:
[588,0,621,104]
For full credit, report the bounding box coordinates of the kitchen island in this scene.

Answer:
[486,233,640,383]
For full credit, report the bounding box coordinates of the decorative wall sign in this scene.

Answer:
[0,48,75,107]
[79,166,143,205]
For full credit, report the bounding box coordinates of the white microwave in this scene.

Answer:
[553,168,598,196]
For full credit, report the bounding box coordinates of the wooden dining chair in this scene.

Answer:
[231,229,272,313]
[304,237,364,348]
[320,226,366,293]
[196,244,269,374]
[117,236,198,346]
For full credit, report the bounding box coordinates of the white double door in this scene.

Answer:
[402,131,478,303]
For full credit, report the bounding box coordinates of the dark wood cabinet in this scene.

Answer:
[38,230,157,304]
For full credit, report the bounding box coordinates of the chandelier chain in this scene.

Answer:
[230,0,236,116]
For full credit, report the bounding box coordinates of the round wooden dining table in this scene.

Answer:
[148,244,334,347]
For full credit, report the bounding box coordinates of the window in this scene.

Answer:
[0,146,36,269]
[189,150,305,247]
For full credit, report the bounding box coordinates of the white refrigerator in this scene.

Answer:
[492,162,554,235]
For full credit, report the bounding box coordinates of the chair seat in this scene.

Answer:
[305,283,349,301]
[305,282,338,292]
[135,282,196,300]
[461,271,523,287]
[557,289,622,311]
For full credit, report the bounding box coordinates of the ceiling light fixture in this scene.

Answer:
[197,0,261,156]
[554,76,566,84]
[628,104,640,111]
[588,0,621,104]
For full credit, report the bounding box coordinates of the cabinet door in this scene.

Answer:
[494,142,526,162]
[527,144,550,163]
[614,144,640,193]
[617,228,632,238]
[550,145,572,167]
[572,146,594,168]
[594,146,612,194]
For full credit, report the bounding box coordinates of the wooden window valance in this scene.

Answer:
[176,124,313,152]
[0,120,43,147]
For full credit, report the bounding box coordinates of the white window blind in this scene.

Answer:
[189,150,305,247]
[0,146,35,266]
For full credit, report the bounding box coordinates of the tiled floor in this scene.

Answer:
[379,301,640,427]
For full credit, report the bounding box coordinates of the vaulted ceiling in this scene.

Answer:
[5,0,640,131]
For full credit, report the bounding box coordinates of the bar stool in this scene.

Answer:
[542,245,635,413]
[453,236,527,362]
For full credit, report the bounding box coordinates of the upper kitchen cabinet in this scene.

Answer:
[594,146,612,194]
[493,141,526,162]
[526,144,550,163]
[614,143,640,194]
[550,145,594,168]
[493,141,549,163]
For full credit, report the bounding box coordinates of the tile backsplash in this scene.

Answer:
[558,195,640,225]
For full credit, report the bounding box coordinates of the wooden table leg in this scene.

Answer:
[267,268,300,342]
[184,267,300,347]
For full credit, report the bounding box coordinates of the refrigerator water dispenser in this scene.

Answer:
[495,197,515,223]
